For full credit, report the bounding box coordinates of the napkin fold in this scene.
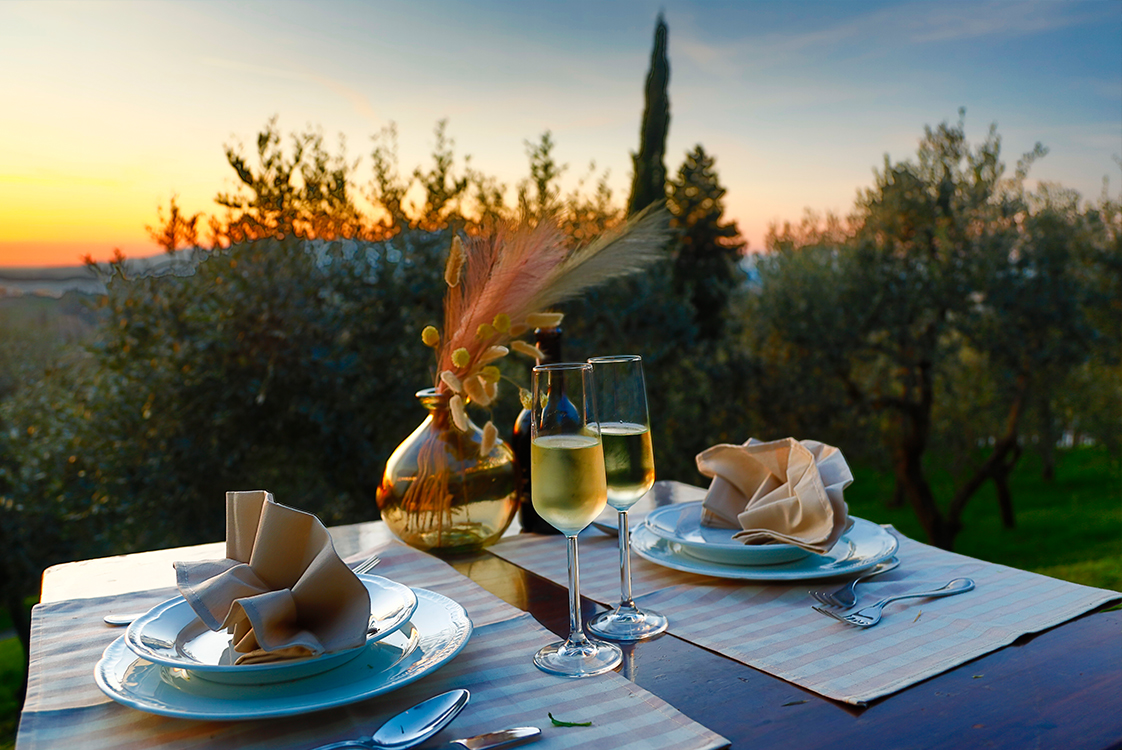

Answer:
[174,490,371,664]
[696,438,852,554]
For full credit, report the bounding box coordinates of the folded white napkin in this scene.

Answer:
[174,491,371,664]
[696,438,852,554]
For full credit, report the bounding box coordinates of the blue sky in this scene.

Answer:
[1,0,1118,264]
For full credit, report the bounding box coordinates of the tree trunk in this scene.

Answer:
[895,442,957,549]
[890,369,958,549]
[992,443,1023,529]
[947,378,1027,533]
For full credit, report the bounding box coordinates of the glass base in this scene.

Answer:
[533,637,622,677]
[588,605,668,641]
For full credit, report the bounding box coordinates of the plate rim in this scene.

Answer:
[95,587,472,720]
[631,517,899,581]
[123,574,419,674]
[642,501,808,563]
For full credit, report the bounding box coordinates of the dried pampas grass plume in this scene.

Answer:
[444,236,465,287]
[511,340,544,360]
[480,421,498,456]
[425,205,671,431]
[525,311,564,329]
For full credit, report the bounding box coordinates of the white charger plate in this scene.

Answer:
[124,574,418,685]
[96,588,472,719]
[643,501,811,565]
[631,517,898,581]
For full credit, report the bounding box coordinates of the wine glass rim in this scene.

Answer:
[533,361,592,373]
[588,354,642,364]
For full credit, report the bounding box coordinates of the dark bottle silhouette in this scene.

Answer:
[512,326,577,534]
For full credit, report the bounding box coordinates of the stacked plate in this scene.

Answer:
[95,575,473,719]
[630,502,899,581]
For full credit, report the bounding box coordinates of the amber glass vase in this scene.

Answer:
[377,388,519,554]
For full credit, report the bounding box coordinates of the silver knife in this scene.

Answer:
[434,726,541,750]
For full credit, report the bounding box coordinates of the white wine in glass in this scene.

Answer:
[530,362,622,677]
[587,355,668,641]
[600,422,655,507]
[531,433,607,534]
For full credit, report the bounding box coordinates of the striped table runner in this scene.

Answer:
[489,527,1121,705]
[17,539,728,750]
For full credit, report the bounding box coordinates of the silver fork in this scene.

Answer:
[351,554,382,576]
[811,557,900,608]
[813,577,975,628]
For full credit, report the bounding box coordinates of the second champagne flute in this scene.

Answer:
[586,354,668,641]
[530,362,622,676]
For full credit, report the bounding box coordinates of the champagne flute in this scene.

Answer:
[586,354,668,641]
[530,362,622,677]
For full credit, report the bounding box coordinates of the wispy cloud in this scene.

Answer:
[900,0,1101,43]
[676,0,1107,77]
[201,57,381,129]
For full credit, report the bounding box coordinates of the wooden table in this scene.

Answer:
[35,486,1122,750]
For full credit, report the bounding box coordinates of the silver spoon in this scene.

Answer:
[312,689,470,750]
[104,612,145,626]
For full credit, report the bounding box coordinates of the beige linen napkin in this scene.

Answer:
[696,438,852,554]
[174,490,371,664]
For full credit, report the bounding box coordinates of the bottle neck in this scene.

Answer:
[535,327,568,401]
[416,387,459,431]
[534,326,563,366]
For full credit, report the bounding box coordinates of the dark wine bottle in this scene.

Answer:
[512,326,569,534]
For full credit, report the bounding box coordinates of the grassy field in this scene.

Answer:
[0,445,1117,747]
[844,445,1121,591]
[0,638,19,750]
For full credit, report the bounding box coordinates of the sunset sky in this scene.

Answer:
[1,0,1118,267]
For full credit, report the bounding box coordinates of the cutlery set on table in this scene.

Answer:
[311,690,538,750]
[591,434,978,628]
[89,436,976,750]
[617,501,975,627]
[91,491,535,749]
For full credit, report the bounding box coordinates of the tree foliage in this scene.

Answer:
[215,117,365,243]
[667,145,746,340]
[749,113,1118,549]
[517,131,567,223]
[627,12,670,216]
[2,233,452,563]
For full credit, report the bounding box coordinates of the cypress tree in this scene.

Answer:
[667,145,745,339]
[627,13,670,216]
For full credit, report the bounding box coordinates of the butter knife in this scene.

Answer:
[434,726,540,750]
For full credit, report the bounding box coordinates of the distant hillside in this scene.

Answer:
[0,248,202,298]
[0,289,104,341]
[0,265,104,297]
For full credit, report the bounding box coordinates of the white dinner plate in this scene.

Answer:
[124,575,418,685]
[643,501,811,565]
[631,517,898,581]
[96,588,472,719]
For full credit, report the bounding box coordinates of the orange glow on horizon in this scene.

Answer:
[0,240,162,268]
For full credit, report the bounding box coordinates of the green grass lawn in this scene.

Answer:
[0,445,1117,748]
[844,445,1122,591]
[0,638,21,750]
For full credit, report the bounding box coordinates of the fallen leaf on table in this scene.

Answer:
[549,712,592,727]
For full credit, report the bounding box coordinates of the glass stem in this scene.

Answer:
[617,510,636,609]
[566,534,590,646]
